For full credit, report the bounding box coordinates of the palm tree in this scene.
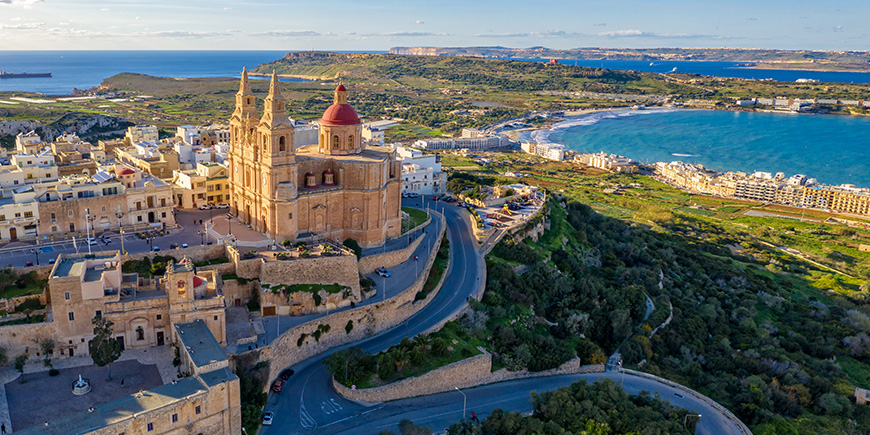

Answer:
[391,348,410,373]
[413,334,432,357]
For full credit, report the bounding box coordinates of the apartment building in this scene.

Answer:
[415,134,506,151]
[125,124,159,145]
[396,147,446,195]
[804,185,870,215]
[576,152,637,172]
[15,131,43,155]
[115,142,180,180]
[172,162,229,209]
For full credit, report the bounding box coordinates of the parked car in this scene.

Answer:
[402,193,409,198]
[279,369,295,380]
[215,203,229,209]
[262,411,274,426]
[152,246,161,252]
[48,258,56,265]
[271,379,285,393]
[198,204,213,210]
[25,261,33,267]
[102,235,112,244]
[376,267,391,278]
[88,237,98,245]
[181,243,189,248]
[170,243,179,249]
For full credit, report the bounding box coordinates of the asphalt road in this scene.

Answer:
[261,197,484,434]
[320,372,741,435]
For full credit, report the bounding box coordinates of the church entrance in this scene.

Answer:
[148,212,155,223]
[8,227,16,240]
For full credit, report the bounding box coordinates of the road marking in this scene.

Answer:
[299,370,318,430]
[319,405,384,429]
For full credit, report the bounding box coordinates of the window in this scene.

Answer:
[279,136,286,152]
[195,405,201,415]
[161,212,166,218]
[14,213,20,218]
[64,292,70,300]
[95,310,102,319]
[171,414,178,423]
[0,215,4,221]
[136,327,144,341]
[288,213,292,220]
[214,315,218,321]
[69,210,74,217]
[50,212,56,222]
[147,422,154,432]
[137,216,143,222]
[333,135,340,149]
[102,206,106,212]
[215,184,221,191]
[68,312,75,321]
[156,314,162,320]
[51,226,58,233]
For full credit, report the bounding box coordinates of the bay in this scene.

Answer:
[534,109,870,188]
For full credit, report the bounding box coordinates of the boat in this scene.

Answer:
[0,71,52,79]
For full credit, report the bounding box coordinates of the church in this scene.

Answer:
[227,69,402,247]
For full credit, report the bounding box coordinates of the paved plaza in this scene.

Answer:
[5,360,163,431]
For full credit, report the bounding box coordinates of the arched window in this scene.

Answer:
[349,135,354,148]
[333,135,340,150]
[279,136,286,152]
[263,134,268,151]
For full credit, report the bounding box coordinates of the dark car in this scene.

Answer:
[280,369,294,380]
[271,379,285,393]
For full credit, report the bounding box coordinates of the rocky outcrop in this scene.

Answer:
[0,114,132,142]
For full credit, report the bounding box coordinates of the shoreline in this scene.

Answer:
[521,106,870,190]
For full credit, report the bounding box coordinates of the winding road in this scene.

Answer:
[260,197,746,435]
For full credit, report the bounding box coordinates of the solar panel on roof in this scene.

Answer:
[92,171,114,183]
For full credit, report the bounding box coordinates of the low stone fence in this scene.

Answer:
[0,293,46,314]
[333,348,604,403]
[358,234,425,275]
[621,368,752,435]
[254,211,449,390]
[402,214,431,238]
[122,243,226,264]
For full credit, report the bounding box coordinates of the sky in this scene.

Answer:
[0,0,867,51]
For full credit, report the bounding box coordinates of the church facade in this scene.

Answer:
[227,69,402,247]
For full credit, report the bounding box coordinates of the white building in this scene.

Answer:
[176,125,201,145]
[15,131,43,155]
[521,142,565,161]
[576,152,638,173]
[126,124,159,145]
[396,147,447,195]
[415,134,506,151]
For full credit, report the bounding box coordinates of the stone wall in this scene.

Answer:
[220,278,256,306]
[256,211,448,390]
[260,254,360,295]
[358,233,425,275]
[333,348,605,402]
[123,243,227,265]
[260,287,355,316]
[0,321,57,360]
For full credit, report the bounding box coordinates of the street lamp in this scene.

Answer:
[198,230,204,246]
[30,248,39,266]
[116,212,125,255]
[225,213,233,237]
[455,387,466,420]
[684,413,701,429]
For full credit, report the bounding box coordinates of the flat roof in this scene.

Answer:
[175,319,226,369]
[52,252,119,278]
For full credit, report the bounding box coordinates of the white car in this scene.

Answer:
[262,411,274,426]
[215,203,229,209]
[198,204,213,210]
[181,243,189,248]
[88,237,98,246]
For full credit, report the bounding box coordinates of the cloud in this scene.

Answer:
[138,30,230,38]
[362,31,448,37]
[0,0,44,7]
[598,29,715,39]
[598,29,650,37]
[833,25,844,32]
[223,6,231,10]
[415,20,424,24]
[0,21,43,30]
[475,30,584,38]
[593,23,607,27]
[100,7,109,11]
[251,30,320,37]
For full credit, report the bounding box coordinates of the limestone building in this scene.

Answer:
[47,252,225,357]
[228,70,402,247]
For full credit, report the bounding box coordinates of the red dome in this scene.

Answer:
[336,84,347,92]
[118,168,135,175]
[193,276,205,287]
[320,103,360,126]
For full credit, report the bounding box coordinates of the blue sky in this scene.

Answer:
[0,0,866,51]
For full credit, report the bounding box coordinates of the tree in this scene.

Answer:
[14,353,27,383]
[89,316,122,381]
[0,346,8,366]
[40,338,55,368]
[343,238,362,259]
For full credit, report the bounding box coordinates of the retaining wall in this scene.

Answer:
[0,321,57,359]
[621,368,752,435]
[358,234,425,275]
[334,349,604,402]
[257,211,448,389]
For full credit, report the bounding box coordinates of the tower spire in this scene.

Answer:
[239,67,252,96]
[267,70,281,99]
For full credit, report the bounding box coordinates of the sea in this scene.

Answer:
[3,51,870,96]
[529,109,870,188]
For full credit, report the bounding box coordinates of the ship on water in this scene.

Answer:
[0,70,52,79]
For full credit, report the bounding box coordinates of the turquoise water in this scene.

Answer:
[537,109,870,188]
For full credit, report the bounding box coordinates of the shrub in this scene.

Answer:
[343,238,362,259]
[297,334,306,347]
[345,320,354,334]
[431,338,448,357]
[48,368,59,376]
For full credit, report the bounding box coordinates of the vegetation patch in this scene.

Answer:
[415,237,448,301]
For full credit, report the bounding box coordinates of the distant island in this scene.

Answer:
[389,46,870,73]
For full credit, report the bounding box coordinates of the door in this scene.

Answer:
[148,212,155,223]
[263,306,276,316]
[156,331,164,346]
[68,348,73,357]
[235,299,241,307]
[8,227,16,240]
[116,336,125,351]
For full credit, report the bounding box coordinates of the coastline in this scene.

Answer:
[520,106,870,189]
